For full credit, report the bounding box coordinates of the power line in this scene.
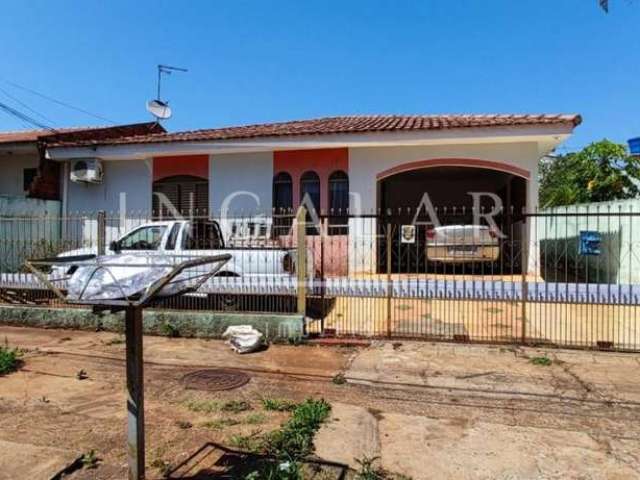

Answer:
[0,78,116,124]
[0,99,56,132]
[0,86,57,125]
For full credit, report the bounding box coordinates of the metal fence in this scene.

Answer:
[0,204,639,351]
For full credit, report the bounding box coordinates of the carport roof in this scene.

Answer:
[47,114,582,148]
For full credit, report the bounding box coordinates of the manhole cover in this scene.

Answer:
[182,369,251,392]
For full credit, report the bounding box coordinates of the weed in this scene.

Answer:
[76,369,89,380]
[80,450,98,469]
[175,420,192,429]
[229,430,264,453]
[245,460,303,480]
[0,343,21,375]
[530,356,552,366]
[261,398,298,412]
[184,398,220,413]
[264,398,331,460]
[222,400,252,413]
[150,458,173,477]
[202,418,240,430]
[355,455,382,479]
[161,322,180,338]
[332,373,346,385]
[246,413,267,425]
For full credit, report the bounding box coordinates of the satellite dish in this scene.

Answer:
[146,99,172,120]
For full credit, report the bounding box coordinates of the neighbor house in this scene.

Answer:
[44,114,581,274]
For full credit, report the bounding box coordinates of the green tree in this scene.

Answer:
[539,140,640,208]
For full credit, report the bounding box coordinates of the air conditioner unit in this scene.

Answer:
[70,159,103,184]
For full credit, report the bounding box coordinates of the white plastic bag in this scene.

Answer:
[222,325,264,354]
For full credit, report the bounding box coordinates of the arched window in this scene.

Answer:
[272,172,293,234]
[300,171,321,234]
[328,170,349,234]
[272,172,293,212]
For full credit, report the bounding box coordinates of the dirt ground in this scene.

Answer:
[1,325,640,479]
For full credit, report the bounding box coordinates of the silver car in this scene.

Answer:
[425,225,500,264]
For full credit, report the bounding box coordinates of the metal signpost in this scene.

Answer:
[25,253,231,480]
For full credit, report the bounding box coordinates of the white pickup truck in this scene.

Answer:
[55,219,298,279]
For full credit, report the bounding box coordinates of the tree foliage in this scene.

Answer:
[539,140,640,208]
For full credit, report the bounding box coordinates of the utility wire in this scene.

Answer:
[0,78,116,124]
[0,86,57,125]
[0,99,56,132]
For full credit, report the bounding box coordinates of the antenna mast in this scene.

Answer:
[156,64,188,101]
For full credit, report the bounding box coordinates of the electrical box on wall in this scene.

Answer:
[70,159,103,184]
[579,230,601,256]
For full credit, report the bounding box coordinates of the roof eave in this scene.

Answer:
[46,123,577,161]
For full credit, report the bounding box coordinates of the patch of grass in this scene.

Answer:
[484,307,503,314]
[161,322,180,338]
[530,355,552,366]
[202,418,241,430]
[175,420,192,429]
[331,373,346,385]
[264,398,332,460]
[184,398,221,413]
[229,430,265,453]
[104,336,125,345]
[246,413,267,425]
[80,450,99,469]
[0,343,21,375]
[222,400,252,413]
[261,398,298,412]
[395,304,413,311]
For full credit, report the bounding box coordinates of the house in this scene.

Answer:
[44,114,581,274]
[0,122,165,201]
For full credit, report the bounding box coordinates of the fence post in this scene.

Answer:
[97,210,106,256]
[520,220,528,345]
[296,206,307,318]
[386,222,392,338]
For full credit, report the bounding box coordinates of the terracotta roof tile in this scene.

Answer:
[48,114,582,148]
[0,122,165,146]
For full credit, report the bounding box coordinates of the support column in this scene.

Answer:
[125,307,145,480]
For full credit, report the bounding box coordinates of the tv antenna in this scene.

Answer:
[146,64,188,121]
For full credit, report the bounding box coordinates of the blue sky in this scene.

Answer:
[1,0,638,151]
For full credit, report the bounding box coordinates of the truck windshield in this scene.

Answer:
[119,225,167,250]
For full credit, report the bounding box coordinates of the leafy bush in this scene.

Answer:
[0,343,21,375]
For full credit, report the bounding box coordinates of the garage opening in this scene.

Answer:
[377,165,527,273]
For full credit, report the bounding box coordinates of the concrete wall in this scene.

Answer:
[0,153,39,196]
[537,199,640,284]
[66,159,152,214]
[210,152,274,215]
